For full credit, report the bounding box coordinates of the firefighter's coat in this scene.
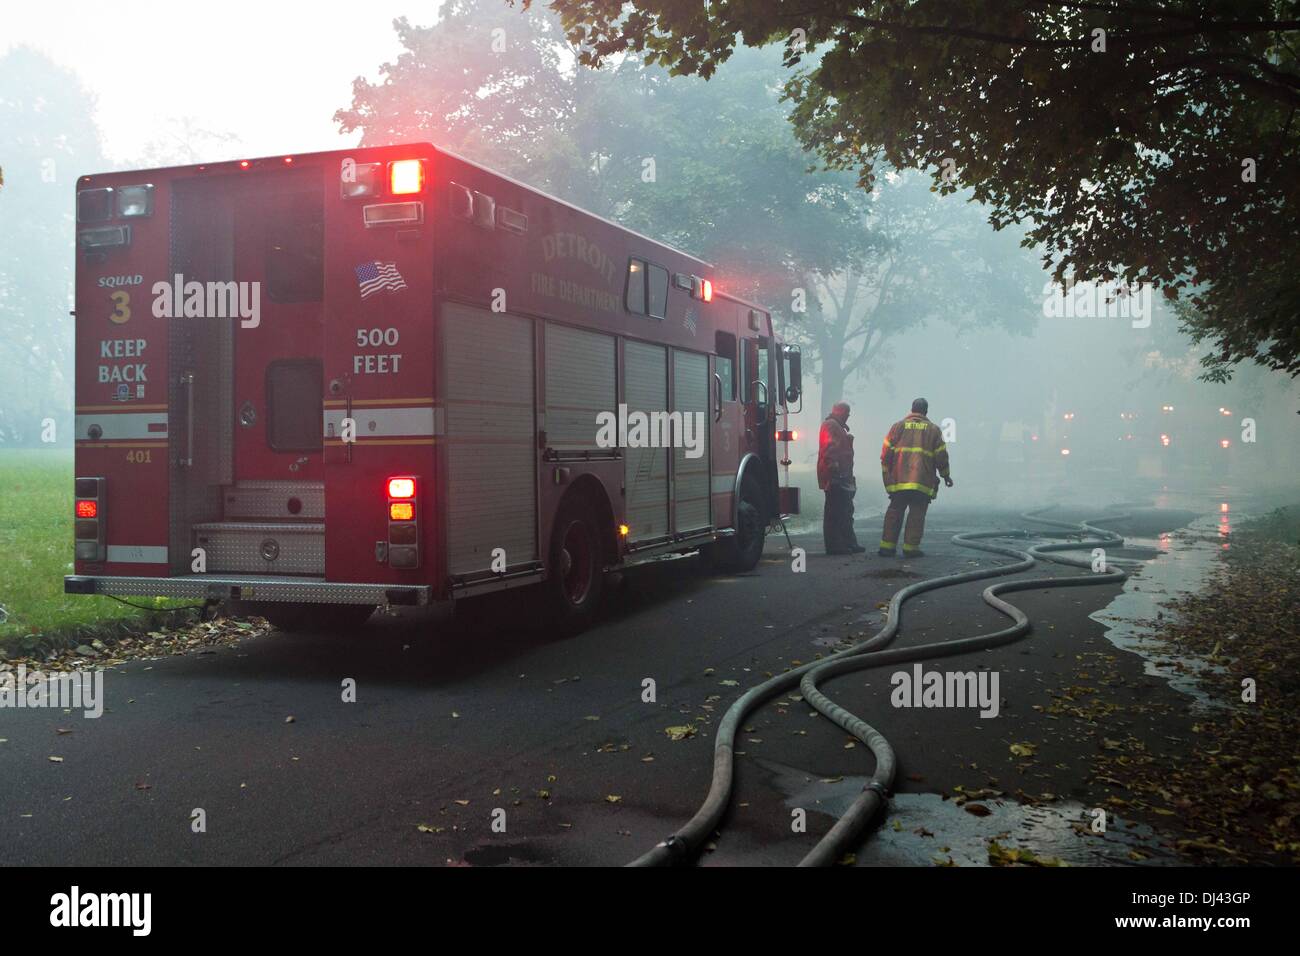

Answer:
[880,413,950,498]
[818,415,855,490]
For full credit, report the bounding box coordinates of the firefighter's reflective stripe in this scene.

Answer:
[884,481,938,495]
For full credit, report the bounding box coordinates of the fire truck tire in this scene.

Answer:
[255,602,374,634]
[710,477,766,573]
[544,495,605,633]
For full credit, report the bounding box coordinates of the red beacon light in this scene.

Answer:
[387,477,416,499]
[76,500,98,518]
[389,159,425,195]
[701,278,713,302]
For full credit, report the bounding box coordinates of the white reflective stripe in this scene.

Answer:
[323,407,435,438]
[75,413,167,441]
[711,475,736,494]
[107,545,168,563]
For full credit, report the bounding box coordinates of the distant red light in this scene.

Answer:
[283,156,294,165]
[239,160,251,169]
[76,500,98,518]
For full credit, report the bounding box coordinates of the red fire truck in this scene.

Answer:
[65,143,801,632]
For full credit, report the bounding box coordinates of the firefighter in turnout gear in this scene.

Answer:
[818,401,864,554]
[879,398,952,557]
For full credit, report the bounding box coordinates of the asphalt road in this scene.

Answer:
[0,505,1196,866]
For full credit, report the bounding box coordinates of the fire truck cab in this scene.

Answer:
[65,143,800,632]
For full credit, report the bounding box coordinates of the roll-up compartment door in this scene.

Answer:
[623,340,668,542]
[545,323,616,451]
[672,349,710,533]
[441,302,537,574]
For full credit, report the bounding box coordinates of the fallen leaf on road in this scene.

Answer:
[48,756,63,763]
[1009,742,1037,758]
[664,725,696,741]
[605,794,622,804]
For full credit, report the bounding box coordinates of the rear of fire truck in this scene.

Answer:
[65,146,438,630]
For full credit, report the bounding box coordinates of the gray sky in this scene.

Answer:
[4,1,440,162]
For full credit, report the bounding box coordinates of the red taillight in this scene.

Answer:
[389,502,415,521]
[701,278,713,302]
[389,160,425,195]
[387,477,416,499]
[76,500,98,518]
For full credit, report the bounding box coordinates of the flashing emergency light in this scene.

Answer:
[76,500,98,519]
[389,159,425,195]
[701,278,713,302]
[1220,439,1231,448]
[1060,448,1071,456]
[618,524,630,537]
[1160,434,1171,446]
[387,477,416,499]
[389,502,415,521]
[239,160,251,169]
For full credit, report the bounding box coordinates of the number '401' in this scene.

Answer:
[126,449,152,463]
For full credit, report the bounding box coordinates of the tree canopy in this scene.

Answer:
[541,0,1300,379]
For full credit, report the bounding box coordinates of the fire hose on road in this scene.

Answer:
[629,508,1138,867]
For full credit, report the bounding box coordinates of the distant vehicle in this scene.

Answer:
[65,144,801,632]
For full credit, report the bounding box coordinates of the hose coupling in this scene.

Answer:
[864,779,889,798]
[657,834,691,861]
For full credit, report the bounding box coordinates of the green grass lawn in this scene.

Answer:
[0,449,180,650]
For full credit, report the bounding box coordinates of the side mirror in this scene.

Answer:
[783,347,802,403]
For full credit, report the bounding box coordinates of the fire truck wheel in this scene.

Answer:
[711,477,766,573]
[255,602,374,634]
[545,496,605,633]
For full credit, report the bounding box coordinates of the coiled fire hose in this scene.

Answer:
[629,508,1136,867]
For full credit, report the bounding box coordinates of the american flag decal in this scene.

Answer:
[354,261,408,299]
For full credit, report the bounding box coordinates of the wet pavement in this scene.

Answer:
[0,495,1259,865]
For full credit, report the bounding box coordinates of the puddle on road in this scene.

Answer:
[1090,512,1237,710]
[766,763,1180,866]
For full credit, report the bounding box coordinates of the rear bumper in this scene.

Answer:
[64,574,431,606]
